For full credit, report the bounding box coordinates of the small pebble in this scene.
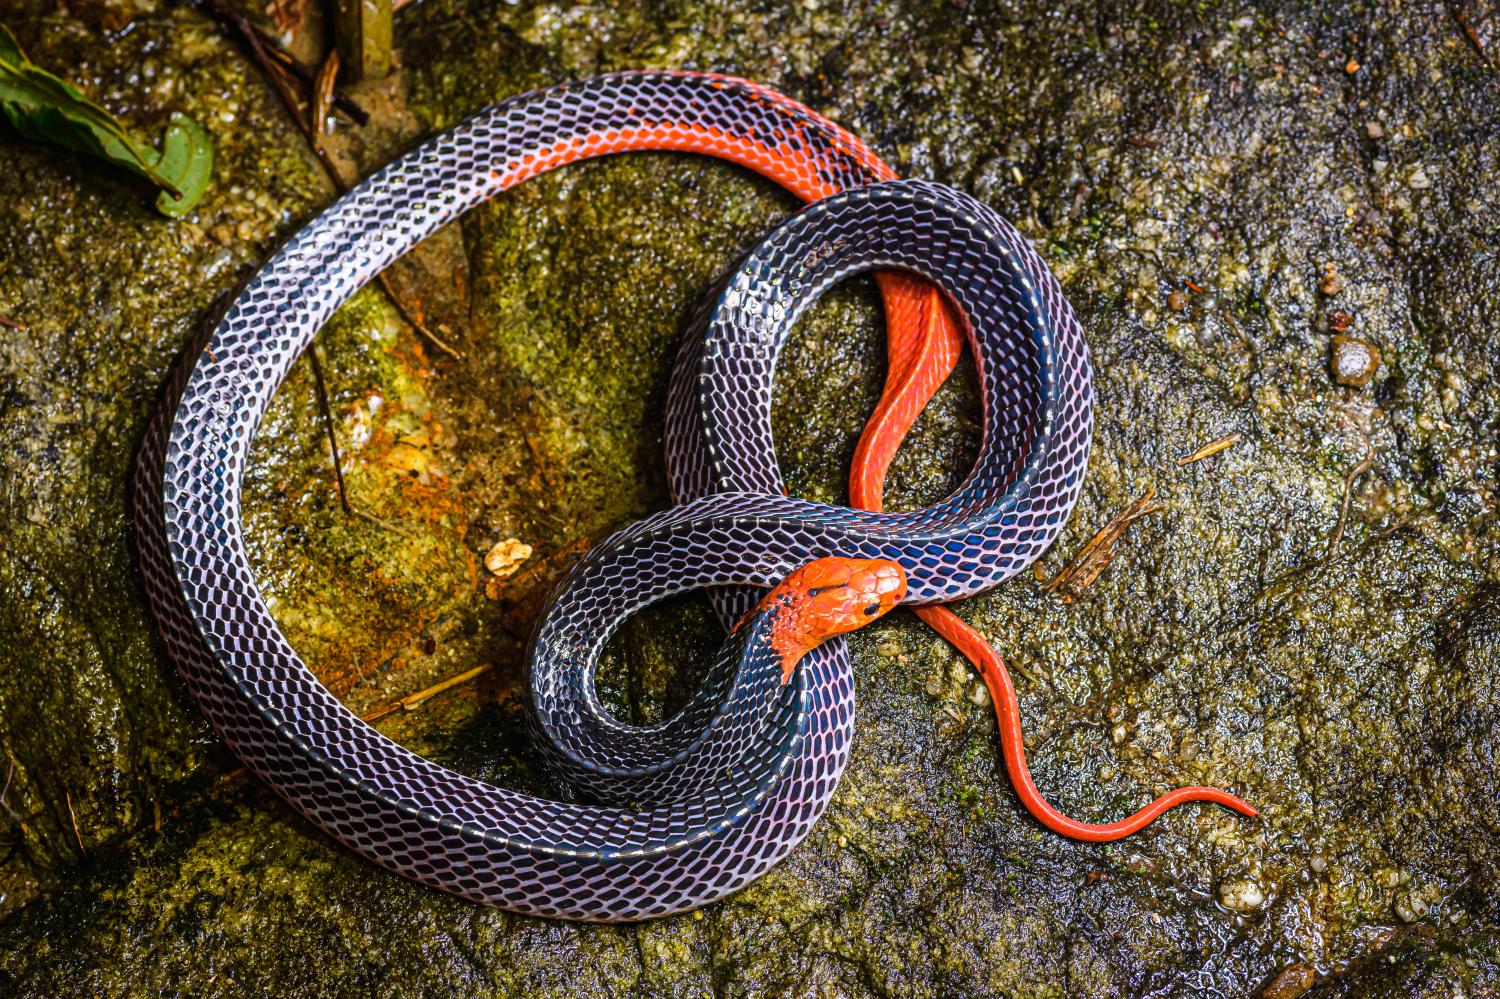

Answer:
[484,538,533,579]
[1319,263,1344,296]
[1345,58,1361,74]
[1364,121,1384,140]
[1260,963,1317,999]
[1167,289,1190,312]
[1394,891,1429,923]
[1330,335,1382,387]
[1218,877,1266,914]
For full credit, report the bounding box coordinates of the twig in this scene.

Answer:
[65,791,86,857]
[375,273,462,360]
[1324,431,1375,559]
[1039,487,1165,603]
[202,0,369,123]
[306,344,353,516]
[209,3,462,360]
[313,50,341,139]
[0,753,27,833]
[1176,431,1242,466]
[0,314,27,331]
[261,39,370,124]
[362,663,495,721]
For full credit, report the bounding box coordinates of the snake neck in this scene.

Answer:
[736,558,907,683]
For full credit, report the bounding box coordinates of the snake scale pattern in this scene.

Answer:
[133,72,1092,920]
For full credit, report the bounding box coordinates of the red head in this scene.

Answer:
[745,557,907,683]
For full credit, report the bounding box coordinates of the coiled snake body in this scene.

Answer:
[134,73,1236,922]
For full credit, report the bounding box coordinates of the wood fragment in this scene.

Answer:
[0,314,27,331]
[0,753,27,834]
[312,50,341,139]
[205,1,460,361]
[400,662,494,711]
[1324,447,1374,559]
[306,344,353,516]
[334,0,393,82]
[261,38,370,124]
[375,272,463,359]
[65,791,86,856]
[360,663,495,721]
[1040,487,1164,603]
[1176,431,1242,466]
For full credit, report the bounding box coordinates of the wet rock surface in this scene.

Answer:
[0,0,1496,995]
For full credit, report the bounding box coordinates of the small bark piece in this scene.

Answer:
[334,0,393,82]
[1176,432,1242,466]
[1040,487,1164,603]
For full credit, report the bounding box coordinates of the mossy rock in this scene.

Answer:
[0,1,1496,995]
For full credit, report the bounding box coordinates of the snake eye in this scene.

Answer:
[863,602,881,616]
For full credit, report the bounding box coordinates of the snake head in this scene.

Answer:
[748,557,907,684]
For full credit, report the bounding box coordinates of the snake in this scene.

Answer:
[133,71,1254,922]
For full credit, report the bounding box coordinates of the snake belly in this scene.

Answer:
[134,73,1092,921]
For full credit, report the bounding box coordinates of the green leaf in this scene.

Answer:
[0,24,213,216]
[151,115,214,217]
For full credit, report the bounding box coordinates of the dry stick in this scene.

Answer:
[313,49,340,137]
[1176,431,1242,466]
[0,314,27,331]
[210,5,461,362]
[64,791,86,857]
[307,342,354,516]
[0,753,27,833]
[1039,486,1164,602]
[361,663,496,722]
[200,0,369,123]
[1325,435,1375,559]
[262,38,370,124]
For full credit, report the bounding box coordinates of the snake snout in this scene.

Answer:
[758,557,907,683]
